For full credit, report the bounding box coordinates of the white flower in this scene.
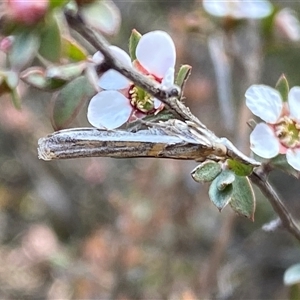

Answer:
[203,0,273,19]
[87,30,176,130]
[245,84,300,171]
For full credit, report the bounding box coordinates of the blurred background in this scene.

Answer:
[1,0,300,299]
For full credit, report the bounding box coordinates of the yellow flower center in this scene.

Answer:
[128,85,155,113]
[274,116,300,148]
[128,75,159,114]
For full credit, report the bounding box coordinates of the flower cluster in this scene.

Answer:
[87,30,176,130]
[245,84,300,171]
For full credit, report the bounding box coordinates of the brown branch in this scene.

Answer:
[249,170,300,241]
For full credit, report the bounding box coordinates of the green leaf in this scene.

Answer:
[129,29,142,61]
[215,169,235,191]
[269,154,300,179]
[275,74,289,102]
[39,13,62,62]
[49,0,69,9]
[209,176,233,211]
[80,0,121,35]
[8,30,40,70]
[21,67,67,91]
[208,170,235,211]
[191,161,222,183]
[46,62,86,81]
[175,64,192,93]
[227,159,254,176]
[10,88,21,110]
[51,76,96,130]
[284,264,300,286]
[62,36,88,62]
[5,71,19,90]
[230,176,256,221]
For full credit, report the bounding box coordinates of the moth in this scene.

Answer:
[38,119,260,167]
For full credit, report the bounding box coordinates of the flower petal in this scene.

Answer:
[87,91,132,129]
[202,0,230,18]
[286,148,300,171]
[202,0,272,19]
[161,67,175,89]
[239,1,273,19]
[92,51,104,64]
[245,85,283,123]
[250,123,280,158]
[98,46,131,90]
[288,87,300,121]
[136,31,176,78]
[153,98,162,109]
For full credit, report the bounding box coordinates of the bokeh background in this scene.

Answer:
[1,0,300,299]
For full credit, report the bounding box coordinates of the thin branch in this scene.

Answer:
[249,170,300,241]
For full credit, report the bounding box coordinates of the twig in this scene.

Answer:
[249,170,300,241]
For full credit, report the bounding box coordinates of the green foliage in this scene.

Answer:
[191,160,222,183]
[230,176,256,221]
[8,30,40,70]
[62,36,88,62]
[21,62,87,92]
[21,67,67,91]
[270,155,300,179]
[38,13,62,62]
[49,0,69,9]
[227,159,254,176]
[275,73,289,102]
[51,76,95,130]
[208,170,235,211]
[47,62,87,81]
[175,64,192,94]
[129,29,142,61]
[79,0,121,35]
[0,70,20,109]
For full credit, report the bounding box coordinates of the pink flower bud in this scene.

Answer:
[6,0,49,25]
[0,36,14,53]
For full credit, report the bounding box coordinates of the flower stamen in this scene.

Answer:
[275,116,300,148]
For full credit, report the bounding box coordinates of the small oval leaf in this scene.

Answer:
[9,30,40,70]
[227,159,254,176]
[39,13,62,62]
[46,62,87,81]
[61,36,88,62]
[270,154,300,179]
[129,29,142,61]
[216,169,235,191]
[51,76,96,130]
[275,74,289,102]
[191,160,222,183]
[21,67,67,91]
[10,88,21,110]
[80,0,121,36]
[175,64,192,93]
[209,175,233,211]
[284,264,300,286]
[230,176,256,221]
